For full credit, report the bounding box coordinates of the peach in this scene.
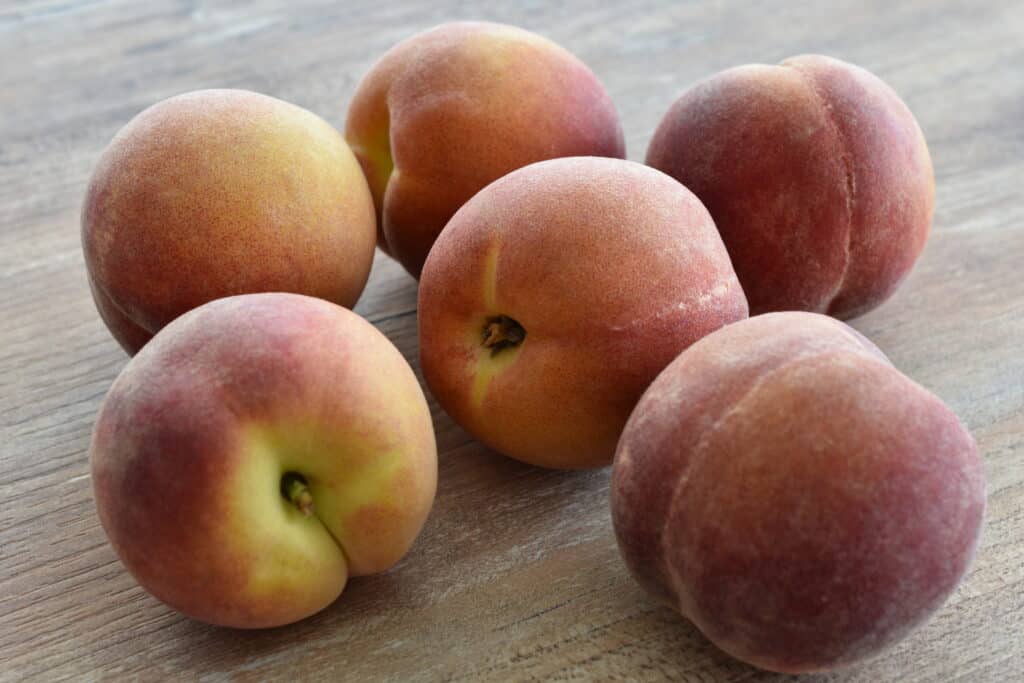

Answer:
[419,157,748,469]
[82,89,377,355]
[90,293,437,628]
[345,21,625,278]
[611,312,985,672]
[646,55,934,318]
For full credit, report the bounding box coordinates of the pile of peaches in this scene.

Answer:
[81,21,984,674]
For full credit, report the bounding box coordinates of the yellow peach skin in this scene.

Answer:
[345,21,626,277]
[82,89,377,355]
[90,294,437,628]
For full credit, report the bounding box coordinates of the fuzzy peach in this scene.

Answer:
[82,89,377,355]
[90,293,437,628]
[345,21,625,278]
[611,312,985,672]
[419,157,748,469]
[646,55,934,318]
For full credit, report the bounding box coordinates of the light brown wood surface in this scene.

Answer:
[2,1,1022,680]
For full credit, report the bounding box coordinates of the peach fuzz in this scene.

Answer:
[90,294,437,628]
[418,157,748,469]
[611,312,985,672]
[646,55,934,318]
[82,89,377,355]
[345,21,625,278]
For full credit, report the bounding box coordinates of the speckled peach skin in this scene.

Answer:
[90,294,437,628]
[418,157,748,469]
[646,55,934,319]
[345,21,626,278]
[82,89,377,355]
[611,312,985,673]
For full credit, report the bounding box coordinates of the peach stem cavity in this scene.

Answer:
[281,471,315,517]
[482,315,526,357]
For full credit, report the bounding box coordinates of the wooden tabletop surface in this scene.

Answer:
[2,1,1022,680]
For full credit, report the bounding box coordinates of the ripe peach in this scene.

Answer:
[90,293,437,628]
[82,89,377,355]
[611,312,985,672]
[419,157,748,469]
[647,55,934,318]
[345,21,625,277]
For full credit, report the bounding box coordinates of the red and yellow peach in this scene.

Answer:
[90,293,437,628]
[83,89,377,354]
[345,21,626,277]
[419,156,748,469]
[647,55,934,318]
[612,312,985,672]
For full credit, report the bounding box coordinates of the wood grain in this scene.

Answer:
[2,1,1022,680]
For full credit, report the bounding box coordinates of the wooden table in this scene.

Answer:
[2,1,1022,680]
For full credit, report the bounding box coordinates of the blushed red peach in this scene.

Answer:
[419,157,748,469]
[345,21,625,278]
[611,312,985,672]
[90,293,437,628]
[83,89,376,354]
[647,55,934,318]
